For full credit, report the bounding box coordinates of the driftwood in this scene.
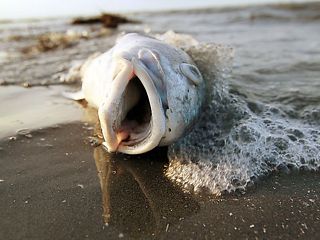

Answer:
[72,13,139,28]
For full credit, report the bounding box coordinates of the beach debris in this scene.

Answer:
[0,179,4,183]
[21,30,88,55]
[118,233,124,238]
[165,223,170,232]
[41,144,54,148]
[25,134,33,138]
[22,82,31,88]
[21,28,112,56]
[0,79,9,86]
[72,13,138,28]
[308,198,315,203]
[16,129,33,138]
[9,136,17,141]
[88,136,102,147]
[77,184,84,189]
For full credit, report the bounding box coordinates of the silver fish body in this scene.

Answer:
[78,33,205,154]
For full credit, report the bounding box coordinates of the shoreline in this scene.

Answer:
[1,120,319,239]
[0,85,84,139]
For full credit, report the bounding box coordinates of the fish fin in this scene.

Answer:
[180,63,203,86]
[62,90,85,101]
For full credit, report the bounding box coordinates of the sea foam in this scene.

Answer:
[158,31,320,195]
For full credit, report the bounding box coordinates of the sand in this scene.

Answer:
[0,86,84,138]
[0,86,319,240]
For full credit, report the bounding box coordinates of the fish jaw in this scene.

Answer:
[99,57,166,155]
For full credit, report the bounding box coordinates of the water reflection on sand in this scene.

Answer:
[93,145,199,236]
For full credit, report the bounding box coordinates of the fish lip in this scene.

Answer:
[101,57,166,154]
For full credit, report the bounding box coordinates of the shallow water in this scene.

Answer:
[160,32,320,194]
[0,1,320,239]
[0,86,84,138]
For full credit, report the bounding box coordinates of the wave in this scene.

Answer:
[159,31,320,195]
[160,2,320,24]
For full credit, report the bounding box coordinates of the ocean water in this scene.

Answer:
[1,2,319,195]
[0,0,310,20]
[127,3,320,194]
[161,32,320,195]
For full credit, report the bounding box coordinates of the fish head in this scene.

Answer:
[99,34,205,154]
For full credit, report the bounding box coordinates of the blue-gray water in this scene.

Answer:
[130,3,320,194]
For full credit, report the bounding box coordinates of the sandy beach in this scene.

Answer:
[1,117,319,239]
[0,78,319,239]
[1,2,320,239]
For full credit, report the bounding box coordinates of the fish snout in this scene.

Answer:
[99,57,166,154]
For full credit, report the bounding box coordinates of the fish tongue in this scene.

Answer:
[116,119,139,144]
[105,118,131,151]
[116,131,129,146]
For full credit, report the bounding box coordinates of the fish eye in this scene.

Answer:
[180,63,203,86]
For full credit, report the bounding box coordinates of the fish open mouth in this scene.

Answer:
[99,57,166,154]
[118,76,152,146]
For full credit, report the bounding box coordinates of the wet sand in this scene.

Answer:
[0,120,319,239]
[0,87,319,240]
[0,86,83,138]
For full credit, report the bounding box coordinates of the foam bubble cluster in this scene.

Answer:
[158,31,320,195]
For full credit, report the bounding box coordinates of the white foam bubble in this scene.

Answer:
[159,31,320,195]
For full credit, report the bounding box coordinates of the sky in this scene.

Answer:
[0,0,314,20]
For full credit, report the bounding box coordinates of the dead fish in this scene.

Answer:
[65,33,204,154]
